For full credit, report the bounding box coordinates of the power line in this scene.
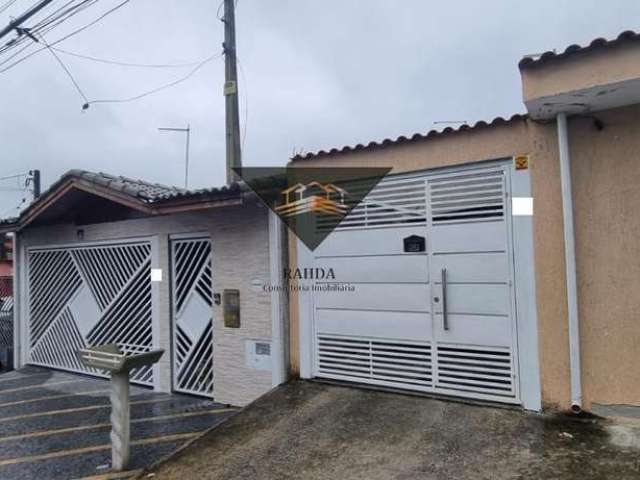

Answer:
[0,0,132,74]
[51,46,215,69]
[39,32,89,103]
[0,194,27,219]
[0,0,18,15]
[0,0,55,40]
[237,55,249,150]
[84,52,222,108]
[0,172,28,181]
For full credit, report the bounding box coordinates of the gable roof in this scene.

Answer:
[0,169,242,232]
[519,29,640,69]
[62,170,188,201]
[291,114,527,162]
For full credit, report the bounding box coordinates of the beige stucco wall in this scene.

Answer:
[287,110,640,411]
[521,42,640,103]
[287,120,571,410]
[17,202,273,407]
[569,104,640,409]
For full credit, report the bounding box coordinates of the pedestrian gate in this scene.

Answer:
[27,241,155,385]
[307,163,520,404]
[170,236,214,397]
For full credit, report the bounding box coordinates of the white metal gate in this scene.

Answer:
[170,236,214,397]
[27,240,155,385]
[309,163,520,404]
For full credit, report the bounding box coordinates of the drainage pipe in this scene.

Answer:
[557,112,582,413]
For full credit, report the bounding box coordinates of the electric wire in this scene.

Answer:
[0,186,28,218]
[0,172,28,181]
[0,0,132,74]
[0,0,98,55]
[84,52,222,108]
[237,55,249,150]
[51,46,213,68]
[39,32,89,103]
[0,0,18,15]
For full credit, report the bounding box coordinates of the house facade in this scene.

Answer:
[0,171,287,406]
[287,31,640,413]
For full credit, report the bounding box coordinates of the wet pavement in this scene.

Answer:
[147,380,640,480]
[0,366,237,479]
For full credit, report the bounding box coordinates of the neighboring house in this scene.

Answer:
[0,171,288,406]
[0,234,14,369]
[287,30,640,414]
[0,233,12,281]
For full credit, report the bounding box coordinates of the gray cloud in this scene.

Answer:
[1,0,639,217]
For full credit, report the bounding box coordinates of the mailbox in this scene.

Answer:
[78,344,163,374]
[223,289,241,328]
[78,344,164,472]
[403,235,426,253]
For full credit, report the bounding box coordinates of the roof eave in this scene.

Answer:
[290,113,527,162]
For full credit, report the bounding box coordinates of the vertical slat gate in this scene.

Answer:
[170,237,214,397]
[0,277,13,361]
[27,241,155,385]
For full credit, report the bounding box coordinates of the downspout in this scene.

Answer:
[556,112,582,413]
[269,210,288,386]
[11,231,21,370]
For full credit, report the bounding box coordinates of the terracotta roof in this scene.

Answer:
[519,30,640,69]
[63,170,188,201]
[0,170,242,229]
[291,114,527,162]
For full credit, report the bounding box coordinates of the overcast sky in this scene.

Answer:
[1,0,639,217]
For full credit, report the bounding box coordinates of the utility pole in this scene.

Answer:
[0,0,54,41]
[222,0,242,185]
[29,169,40,199]
[158,126,191,188]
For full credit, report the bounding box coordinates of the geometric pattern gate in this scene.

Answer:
[27,241,154,385]
[170,237,214,397]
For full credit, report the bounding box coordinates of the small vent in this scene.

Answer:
[436,345,514,397]
[429,171,504,224]
[320,176,426,231]
[317,335,432,389]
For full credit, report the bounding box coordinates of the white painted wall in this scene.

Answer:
[16,201,279,406]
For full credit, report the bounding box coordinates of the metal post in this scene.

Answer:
[158,127,191,189]
[223,0,242,185]
[110,371,130,471]
[30,170,41,199]
[185,124,190,189]
[557,112,582,413]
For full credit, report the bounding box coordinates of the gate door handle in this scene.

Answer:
[441,268,449,331]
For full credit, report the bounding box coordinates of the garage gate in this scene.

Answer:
[307,163,521,404]
[26,240,155,385]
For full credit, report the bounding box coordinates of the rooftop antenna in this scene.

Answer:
[433,121,468,126]
[158,125,191,189]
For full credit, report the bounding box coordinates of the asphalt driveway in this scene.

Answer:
[0,366,236,480]
[147,380,640,480]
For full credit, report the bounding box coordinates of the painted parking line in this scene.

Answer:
[0,379,87,394]
[0,397,172,423]
[0,408,236,443]
[0,373,54,384]
[0,432,199,467]
[74,469,143,480]
[0,389,109,408]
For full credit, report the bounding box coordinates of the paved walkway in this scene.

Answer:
[0,366,236,480]
[147,380,640,480]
